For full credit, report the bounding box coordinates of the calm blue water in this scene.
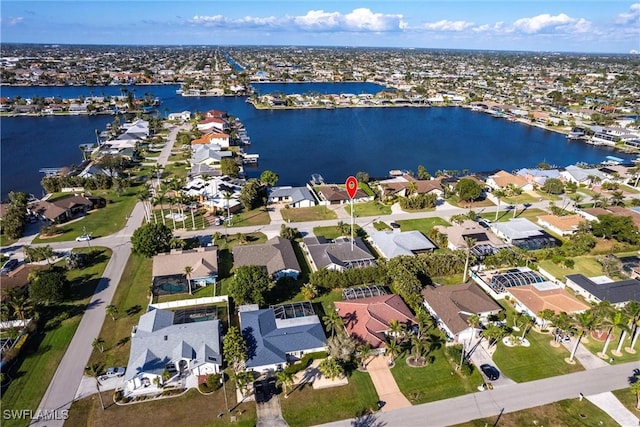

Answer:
[0,83,632,199]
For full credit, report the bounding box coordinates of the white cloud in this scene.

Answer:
[191,8,406,33]
[511,13,574,34]
[423,20,474,32]
[616,3,640,24]
[6,17,24,26]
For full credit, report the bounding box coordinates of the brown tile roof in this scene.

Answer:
[152,247,218,278]
[537,214,585,232]
[507,284,590,314]
[335,294,415,348]
[317,186,368,202]
[232,236,301,277]
[582,206,640,228]
[1,264,48,298]
[490,170,530,188]
[421,282,501,336]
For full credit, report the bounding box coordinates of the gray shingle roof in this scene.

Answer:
[232,236,301,276]
[269,186,315,204]
[239,307,326,369]
[370,230,436,258]
[566,274,640,304]
[305,237,376,270]
[125,308,221,382]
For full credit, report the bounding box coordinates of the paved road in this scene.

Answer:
[317,361,640,427]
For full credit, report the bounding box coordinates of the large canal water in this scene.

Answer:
[0,83,631,199]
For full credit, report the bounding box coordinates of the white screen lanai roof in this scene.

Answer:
[492,218,544,240]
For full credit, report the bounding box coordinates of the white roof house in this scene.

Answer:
[369,230,437,259]
[490,218,546,244]
[268,186,316,208]
[561,165,610,185]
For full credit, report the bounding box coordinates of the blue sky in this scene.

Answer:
[1,1,639,53]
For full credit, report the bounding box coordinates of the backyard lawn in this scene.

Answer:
[32,190,139,243]
[1,248,112,427]
[454,397,618,427]
[344,201,392,217]
[538,256,604,282]
[396,217,450,234]
[280,205,337,222]
[66,385,256,427]
[279,370,379,427]
[391,350,483,404]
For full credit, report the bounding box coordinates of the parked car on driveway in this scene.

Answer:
[480,364,500,381]
[99,367,125,381]
[1,258,19,275]
[75,234,92,242]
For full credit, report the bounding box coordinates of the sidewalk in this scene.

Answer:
[586,392,639,426]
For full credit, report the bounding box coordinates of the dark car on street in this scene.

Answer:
[480,364,500,381]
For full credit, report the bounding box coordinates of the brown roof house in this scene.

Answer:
[335,293,415,348]
[0,264,48,300]
[507,282,590,323]
[377,175,444,200]
[486,170,533,192]
[537,214,586,236]
[316,185,372,205]
[421,282,502,343]
[152,247,218,295]
[436,220,509,259]
[29,195,104,223]
[232,236,301,280]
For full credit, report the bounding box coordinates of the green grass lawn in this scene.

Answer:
[344,201,392,217]
[87,252,152,369]
[446,196,495,208]
[396,217,450,234]
[32,190,139,242]
[1,248,112,427]
[229,208,270,227]
[373,221,391,231]
[478,208,547,223]
[280,205,337,222]
[579,328,640,364]
[454,397,618,427]
[391,349,483,404]
[66,383,256,427]
[313,224,365,240]
[280,370,379,427]
[215,232,268,252]
[538,256,604,282]
[502,193,538,204]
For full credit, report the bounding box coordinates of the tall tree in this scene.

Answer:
[275,370,295,398]
[228,265,273,305]
[260,170,279,188]
[318,357,345,380]
[131,223,173,257]
[569,310,599,362]
[28,267,68,305]
[322,309,344,338]
[184,265,193,295]
[105,304,118,321]
[92,336,105,353]
[85,364,105,410]
[223,326,247,373]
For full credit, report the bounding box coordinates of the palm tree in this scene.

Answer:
[537,308,555,330]
[356,344,373,369]
[92,336,105,353]
[570,193,583,210]
[415,307,433,337]
[105,304,118,321]
[301,283,318,300]
[9,295,32,321]
[616,301,640,355]
[409,334,427,365]
[493,189,506,221]
[212,231,222,246]
[388,319,406,344]
[406,181,418,196]
[601,310,628,357]
[85,364,105,410]
[467,314,480,349]
[462,236,476,282]
[630,374,640,410]
[222,190,234,236]
[167,196,176,229]
[184,265,193,295]
[591,193,605,208]
[520,315,536,341]
[322,309,343,338]
[138,187,152,223]
[275,370,295,398]
[385,339,402,366]
[481,323,506,348]
[569,310,599,363]
[154,187,167,226]
[318,357,345,380]
[609,191,625,207]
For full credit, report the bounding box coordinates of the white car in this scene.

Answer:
[99,367,125,381]
[75,234,92,242]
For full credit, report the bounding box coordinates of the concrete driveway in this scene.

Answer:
[366,355,411,412]
[256,394,288,427]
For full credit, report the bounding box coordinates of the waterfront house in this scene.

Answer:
[152,247,218,295]
[191,133,230,148]
[191,144,233,168]
[183,176,243,214]
[167,111,191,122]
[565,274,640,307]
[334,293,416,349]
[232,236,301,280]
[267,186,316,208]
[421,282,501,343]
[29,194,104,223]
[197,117,229,133]
[125,308,222,394]
[578,206,640,229]
[369,230,437,259]
[486,170,533,192]
[302,236,376,272]
[561,165,610,186]
[316,185,372,205]
[537,214,585,236]
[377,175,444,200]
[238,302,327,373]
[516,168,562,187]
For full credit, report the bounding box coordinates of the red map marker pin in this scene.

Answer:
[345,176,358,199]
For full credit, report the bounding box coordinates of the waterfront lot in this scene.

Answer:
[1,248,112,427]
[344,201,391,217]
[32,190,138,243]
[229,208,271,227]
